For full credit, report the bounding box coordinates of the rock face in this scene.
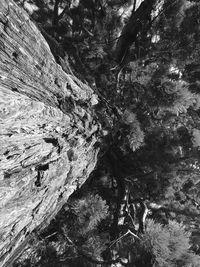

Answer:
[0,1,100,266]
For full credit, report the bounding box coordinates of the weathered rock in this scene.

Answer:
[0,1,100,266]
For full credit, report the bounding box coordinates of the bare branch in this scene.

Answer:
[110,229,141,248]
[53,0,60,26]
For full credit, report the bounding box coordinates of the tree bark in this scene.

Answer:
[0,1,100,266]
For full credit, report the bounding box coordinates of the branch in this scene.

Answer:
[53,0,60,27]
[133,0,137,11]
[110,229,141,248]
[58,4,68,20]
[44,232,57,240]
[149,203,200,218]
[115,0,154,64]
[150,0,178,27]
[64,235,121,265]
[82,25,94,37]
[78,251,121,265]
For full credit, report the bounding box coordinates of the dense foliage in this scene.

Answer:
[13,0,200,266]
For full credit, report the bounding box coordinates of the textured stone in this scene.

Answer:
[0,1,100,266]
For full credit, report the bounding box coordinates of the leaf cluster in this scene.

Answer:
[140,219,200,267]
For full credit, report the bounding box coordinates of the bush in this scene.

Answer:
[71,193,109,235]
[139,219,200,267]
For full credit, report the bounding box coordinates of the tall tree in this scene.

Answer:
[2,0,200,266]
[0,0,100,266]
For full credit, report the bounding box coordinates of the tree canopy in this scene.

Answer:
[10,0,200,266]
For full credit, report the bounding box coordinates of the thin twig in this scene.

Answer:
[44,232,57,240]
[64,234,121,265]
[110,229,140,248]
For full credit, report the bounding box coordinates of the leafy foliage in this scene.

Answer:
[122,110,145,152]
[82,234,108,260]
[14,193,109,266]
[192,129,200,148]
[71,193,109,235]
[140,219,200,267]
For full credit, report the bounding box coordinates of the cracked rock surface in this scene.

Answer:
[0,1,101,265]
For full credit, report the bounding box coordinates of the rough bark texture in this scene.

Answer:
[0,1,100,266]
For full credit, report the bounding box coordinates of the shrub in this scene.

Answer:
[139,219,200,267]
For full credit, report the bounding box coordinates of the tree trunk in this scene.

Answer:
[0,1,100,266]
